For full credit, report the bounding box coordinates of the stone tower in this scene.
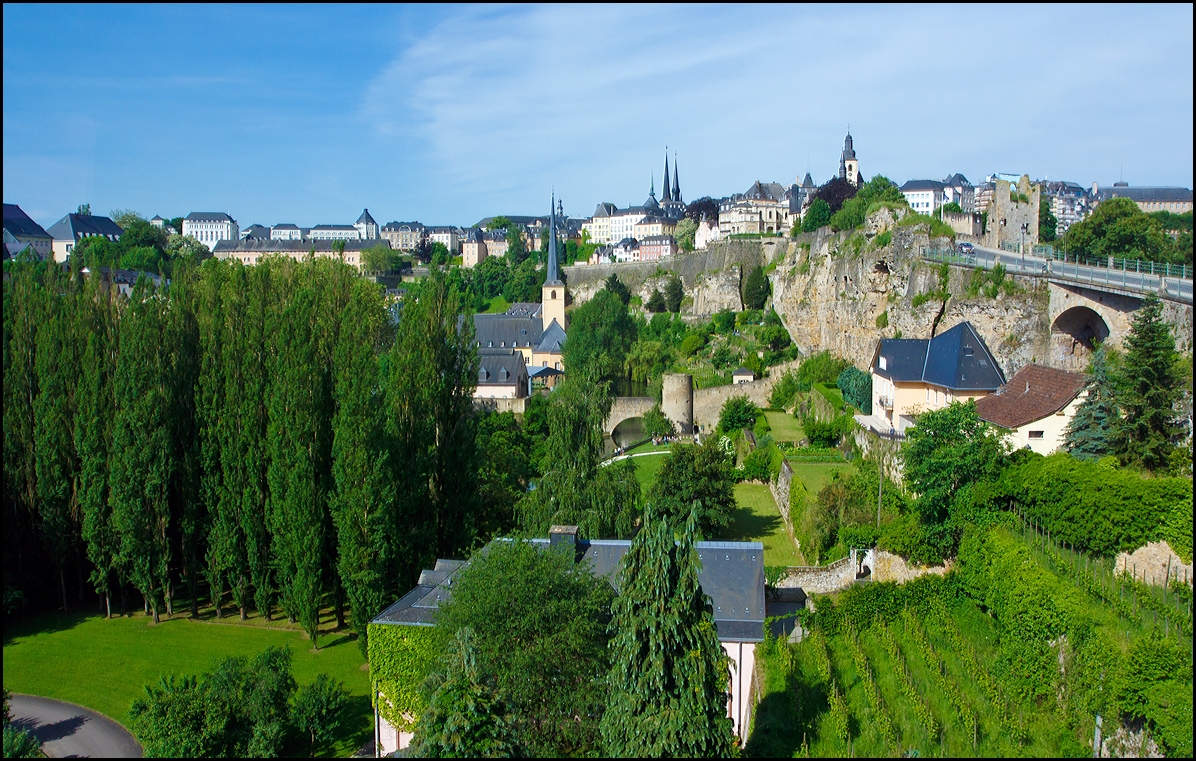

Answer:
[839,131,859,188]
[541,192,566,329]
[661,373,694,435]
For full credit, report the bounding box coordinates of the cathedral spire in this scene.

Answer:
[662,148,672,203]
[546,191,562,285]
[672,152,681,204]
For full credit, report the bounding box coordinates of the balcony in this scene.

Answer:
[878,395,894,410]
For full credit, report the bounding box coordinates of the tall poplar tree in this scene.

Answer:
[266,273,326,645]
[76,274,120,617]
[601,506,734,757]
[330,278,392,654]
[1114,294,1182,470]
[34,266,81,612]
[111,277,174,623]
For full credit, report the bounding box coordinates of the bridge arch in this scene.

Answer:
[605,397,656,436]
[1052,305,1110,351]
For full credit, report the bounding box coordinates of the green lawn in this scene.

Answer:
[788,461,857,497]
[630,452,669,492]
[813,383,846,411]
[480,295,510,313]
[762,410,804,442]
[2,612,371,757]
[718,484,801,567]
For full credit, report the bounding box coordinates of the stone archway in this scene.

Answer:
[611,417,646,448]
[1051,305,1110,370]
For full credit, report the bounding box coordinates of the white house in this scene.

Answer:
[899,180,946,216]
[46,213,124,262]
[308,224,361,241]
[975,364,1088,455]
[182,212,239,248]
[270,223,303,241]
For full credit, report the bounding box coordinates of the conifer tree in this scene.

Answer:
[1114,295,1181,470]
[1064,345,1119,460]
[4,264,44,587]
[601,505,734,757]
[111,277,174,623]
[34,266,80,613]
[76,274,120,617]
[330,278,393,655]
[411,628,521,758]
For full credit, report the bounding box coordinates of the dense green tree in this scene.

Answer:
[601,506,734,757]
[684,197,719,224]
[435,540,614,756]
[645,288,666,313]
[795,350,851,391]
[800,199,832,232]
[742,265,769,310]
[505,226,528,266]
[855,175,906,208]
[647,441,736,535]
[674,217,698,251]
[1062,196,1179,264]
[291,674,349,757]
[76,274,121,616]
[561,289,636,383]
[266,276,327,644]
[718,395,759,433]
[475,411,534,538]
[330,278,393,655]
[1113,295,1182,470]
[603,273,631,305]
[813,176,858,214]
[111,277,174,623]
[473,256,510,302]
[501,258,543,304]
[903,401,1006,554]
[837,365,872,413]
[664,274,684,313]
[411,628,521,758]
[3,725,41,758]
[641,404,675,438]
[1038,197,1057,242]
[520,374,638,538]
[34,266,81,612]
[1063,345,1118,460]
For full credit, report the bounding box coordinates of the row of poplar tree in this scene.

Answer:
[3,256,482,649]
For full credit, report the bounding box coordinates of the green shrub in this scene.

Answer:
[874,230,892,248]
[752,413,771,440]
[718,395,760,434]
[875,310,888,329]
[838,523,879,549]
[794,351,850,392]
[740,447,773,483]
[836,366,871,414]
[768,370,801,410]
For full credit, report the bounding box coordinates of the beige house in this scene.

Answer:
[476,349,529,399]
[632,215,677,240]
[639,234,678,261]
[211,238,385,269]
[718,181,799,235]
[381,221,425,251]
[46,213,124,262]
[1092,183,1193,214]
[461,229,487,268]
[863,321,1005,435]
[975,364,1088,455]
[3,204,53,259]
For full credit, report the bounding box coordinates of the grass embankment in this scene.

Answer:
[2,610,371,757]
[724,484,801,567]
[762,410,804,442]
[788,462,856,496]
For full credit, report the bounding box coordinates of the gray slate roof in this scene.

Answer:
[1095,185,1192,203]
[373,536,766,642]
[185,211,235,222]
[356,208,377,225]
[478,348,526,386]
[46,213,124,241]
[900,179,946,192]
[3,204,51,239]
[212,238,383,254]
[871,321,1005,391]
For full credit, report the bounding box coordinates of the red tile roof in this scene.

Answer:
[975,364,1087,430]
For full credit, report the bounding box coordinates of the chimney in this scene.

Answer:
[549,525,578,559]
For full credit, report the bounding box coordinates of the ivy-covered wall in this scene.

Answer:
[367,623,440,730]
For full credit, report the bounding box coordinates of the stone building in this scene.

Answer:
[354,209,379,240]
[381,221,425,251]
[718,181,800,235]
[581,153,685,244]
[983,175,1041,252]
[1092,182,1193,214]
[461,228,487,267]
[838,131,860,187]
[639,234,678,261]
[1043,181,1092,234]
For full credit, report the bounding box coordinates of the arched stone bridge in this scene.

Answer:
[1047,281,1192,371]
[605,396,656,436]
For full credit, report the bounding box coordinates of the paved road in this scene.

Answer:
[8,694,142,758]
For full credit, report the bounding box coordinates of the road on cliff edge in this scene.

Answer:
[8,693,143,758]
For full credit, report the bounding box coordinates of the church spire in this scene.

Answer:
[672,153,681,204]
[662,148,672,203]
[546,191,562,285]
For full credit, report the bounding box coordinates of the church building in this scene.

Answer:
[471,195,569,400]
[839,131,860,188]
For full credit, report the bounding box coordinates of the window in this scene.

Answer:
[1028,431,1044,439]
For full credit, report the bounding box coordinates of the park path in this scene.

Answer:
[8,693,142,758]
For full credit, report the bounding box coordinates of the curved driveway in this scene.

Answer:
[8,694,142,758]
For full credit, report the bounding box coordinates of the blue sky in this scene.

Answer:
[4,4,1193,229]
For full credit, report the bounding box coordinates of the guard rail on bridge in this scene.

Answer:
[920,247,1193,304]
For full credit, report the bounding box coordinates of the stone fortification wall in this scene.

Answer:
[770,460,794,527]
[983,176,1040,251]
[942,211,982,237]
[772,547,947,593]
[691,358,801,432]
[564,238,786,315]
[661,373,694,433]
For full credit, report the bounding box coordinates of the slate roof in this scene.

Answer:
[356,208,377,225]
[382,221,424,231]
[871,321,1005,391]
[46,213,124,241]
[942,173,972,188]
[743,181,787,202]
[537,319,567,354]
[185,211,235,222]
[1095,186,1192,203]
[473,315,543,350]
[975,364,1087,429]
[310,224,357,231]
[212,238,381,254]
[373,536,766,642]
[241,224,271,239]
[505,302,542,318]
[900,179,946,192]
[3,204,51,239]
[477,348,526,386]
[272,223,300,230]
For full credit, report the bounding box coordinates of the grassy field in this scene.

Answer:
[788,461,856,497]
[719,484,801,567]
[480,294,510,313]
[762,410,804,442]
[630,451,670,492]
[2,610,371,757]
